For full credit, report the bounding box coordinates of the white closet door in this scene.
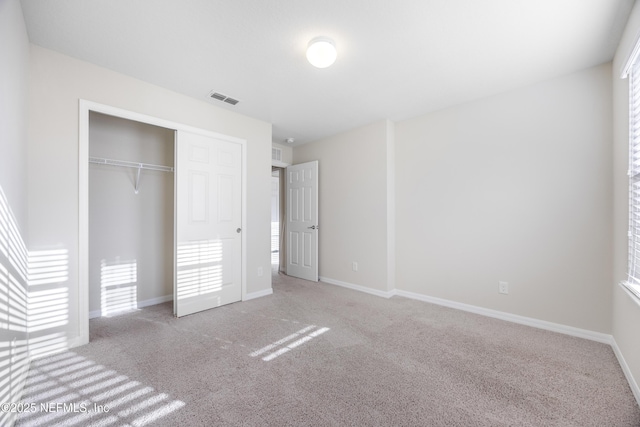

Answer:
[174,130,242,317]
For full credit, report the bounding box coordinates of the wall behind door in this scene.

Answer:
[89,112,174,317]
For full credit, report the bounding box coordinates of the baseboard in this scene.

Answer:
[88,289,275,318]
[244,288,273,301]
[319,276,396,299]
[394,289,612,344]
[611,337,640,406]
[66,335,85,349]
[89,294,173,319]
[10,354,30,423]
[317,280,612,345]
[2,350,31,426]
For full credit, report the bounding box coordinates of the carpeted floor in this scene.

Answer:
[16,271,640,426]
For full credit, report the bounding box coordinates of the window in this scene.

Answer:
[626,53,640,300]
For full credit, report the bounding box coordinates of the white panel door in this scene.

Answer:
[174,130,242,317]
[286,161,318,282]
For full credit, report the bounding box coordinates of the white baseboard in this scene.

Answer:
[394,289,612,344]
[319,276,396,299]
[66,335,85,349]
[88,289,275,318]
[325,281,638,401]
[244,288,273,301]
[611,337,640,406]
[89,294,173,319]
[10,355,30,425]
[318,279,612,345]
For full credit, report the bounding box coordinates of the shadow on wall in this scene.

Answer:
[100,259,138,317]
[176,239,224,300]
[95,237,229,318]
[0,185,31,426]
[0,185,74,426]
[1,183,185,426]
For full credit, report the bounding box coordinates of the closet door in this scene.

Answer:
[174,130,242,317]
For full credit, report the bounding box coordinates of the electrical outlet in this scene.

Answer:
[258,267,263,277]
[499,281,508,294]
[352,262,358,272]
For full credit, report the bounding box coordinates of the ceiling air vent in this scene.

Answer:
[208,91,240,106]
[272,147,282,162]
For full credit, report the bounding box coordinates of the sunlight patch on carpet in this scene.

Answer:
[250,325,330,361]
[16,351,184,427]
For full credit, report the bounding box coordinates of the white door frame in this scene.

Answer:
[78,99,247,345]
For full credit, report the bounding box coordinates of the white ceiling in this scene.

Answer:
[20,0,634,146]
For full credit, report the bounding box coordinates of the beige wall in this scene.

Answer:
[395,63,613,333]
[292,67,614,336]
[88,113,175,316]
[293,120,394,292]
[27,46,273,347]
[612,0,640,401]
[0,0,29,229]
[0,0,30,424]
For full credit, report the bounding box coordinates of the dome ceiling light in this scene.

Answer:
[306,37,337,68]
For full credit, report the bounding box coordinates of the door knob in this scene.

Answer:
[236,228,242,233]
[307,225,318,230]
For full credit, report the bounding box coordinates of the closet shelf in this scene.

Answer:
[88,156,174,172]
[89,156,173,194]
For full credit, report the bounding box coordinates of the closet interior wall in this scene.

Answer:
[88,112,175,318]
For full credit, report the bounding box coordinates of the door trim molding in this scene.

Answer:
[78,100,247,345]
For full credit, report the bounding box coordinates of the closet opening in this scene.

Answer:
[88,112,175,321]
[80,100,248,344]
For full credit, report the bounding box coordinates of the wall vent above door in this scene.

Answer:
[208,91,240,106]
[272,147,282,162]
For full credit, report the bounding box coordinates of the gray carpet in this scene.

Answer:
[16,271,640,426]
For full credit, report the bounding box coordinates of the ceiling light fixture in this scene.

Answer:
[306,37,337,68]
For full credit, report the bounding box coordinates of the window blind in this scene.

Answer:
[627,59,640,299]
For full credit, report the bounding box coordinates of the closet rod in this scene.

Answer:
[89,156,173,194]
[88,156,174,172]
